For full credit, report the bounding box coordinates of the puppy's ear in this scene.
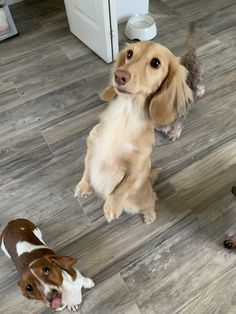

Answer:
[100,48,127,102]
[49,255,78,270]
[149,56,193,126]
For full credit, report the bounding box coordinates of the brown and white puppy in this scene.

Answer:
[75,41,192,223]
[100,24,205,141]
[0,219,94,311]
[224,186,236,249]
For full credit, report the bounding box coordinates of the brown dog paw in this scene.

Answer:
[223,239,235,249]
[232,186,236,197]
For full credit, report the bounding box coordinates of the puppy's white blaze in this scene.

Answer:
[16,241,48,256]
[30,269,59,296]
[33,227,46,245]
[1,236,11,258]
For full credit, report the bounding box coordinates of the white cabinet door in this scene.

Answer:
[64,0,118,63]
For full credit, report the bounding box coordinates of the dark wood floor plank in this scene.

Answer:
[0,80,99,143]
[162,0,236,22]
[41,104,105,154]
[169,140,236,209]
[0,0,235,313]
[121,209,236,314]
[178,267,236,314]
[0,82,23,112]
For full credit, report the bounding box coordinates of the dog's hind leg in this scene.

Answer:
[103,165,151,222]
[124,180,157,224]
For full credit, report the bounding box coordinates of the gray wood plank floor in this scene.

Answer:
[0,0,236,313]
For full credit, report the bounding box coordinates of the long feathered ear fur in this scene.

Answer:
[100,86,117,102]
[149,56,193,126]
[100,49,127,102]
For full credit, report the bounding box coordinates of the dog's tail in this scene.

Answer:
[187,22,197,48]
[181,22,205,97]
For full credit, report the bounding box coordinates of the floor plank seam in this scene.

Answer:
[174,263,236,314]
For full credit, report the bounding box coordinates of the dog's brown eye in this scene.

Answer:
[26,284,33,292]
[150,58,161,68]
[43,267,50,275]
[127,50,133,59]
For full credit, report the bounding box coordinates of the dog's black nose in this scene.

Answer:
[114,70,131,86]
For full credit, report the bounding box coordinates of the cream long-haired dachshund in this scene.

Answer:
[75,41,193,223]
[99,24,205,141]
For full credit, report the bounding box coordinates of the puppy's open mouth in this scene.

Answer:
[50,296,63,309]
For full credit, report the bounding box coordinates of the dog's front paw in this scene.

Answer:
[67,304,79,312]
[196,84,205,97]
[167,128,182,142]
[143,210,157,224]
[224,239,236,249]
[103,196,123,223]
[74,179,93,198]
[83,277,95,289]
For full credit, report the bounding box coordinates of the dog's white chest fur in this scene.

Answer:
[90,96,146,197]
[61,270,83,307]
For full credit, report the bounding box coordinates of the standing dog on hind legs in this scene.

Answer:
[75,40,193,223]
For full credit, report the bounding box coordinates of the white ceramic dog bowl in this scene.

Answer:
[125,14,157,41]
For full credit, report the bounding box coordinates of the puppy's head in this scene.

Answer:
[19,255,77,310]
[101,41,193,125]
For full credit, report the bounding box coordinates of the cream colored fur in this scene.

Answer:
[75,41,193,223]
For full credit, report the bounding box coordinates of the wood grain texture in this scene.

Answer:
[0,0,236,313]
[178,267,236,314]
[121,213,236,314]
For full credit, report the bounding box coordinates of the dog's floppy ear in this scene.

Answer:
[100,85,117,102]
[100,48,127,102]
[48,255,78,270]
[149,56,193,126]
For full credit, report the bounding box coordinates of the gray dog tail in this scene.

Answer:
[181,22,204,95]
[185,22,197,57]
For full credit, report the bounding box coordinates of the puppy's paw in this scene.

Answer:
[160,125,171,135]
[67,304,79,312]
[143,211,157,224]
[83,277,95,289]
[196,84,205,97]
[224,239,236,249]
[103,196,123,223]
[232,186,236,197]
[167,128,182,142]
[74,180,93,198]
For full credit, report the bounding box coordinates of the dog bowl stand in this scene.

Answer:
[0,0,18,41]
